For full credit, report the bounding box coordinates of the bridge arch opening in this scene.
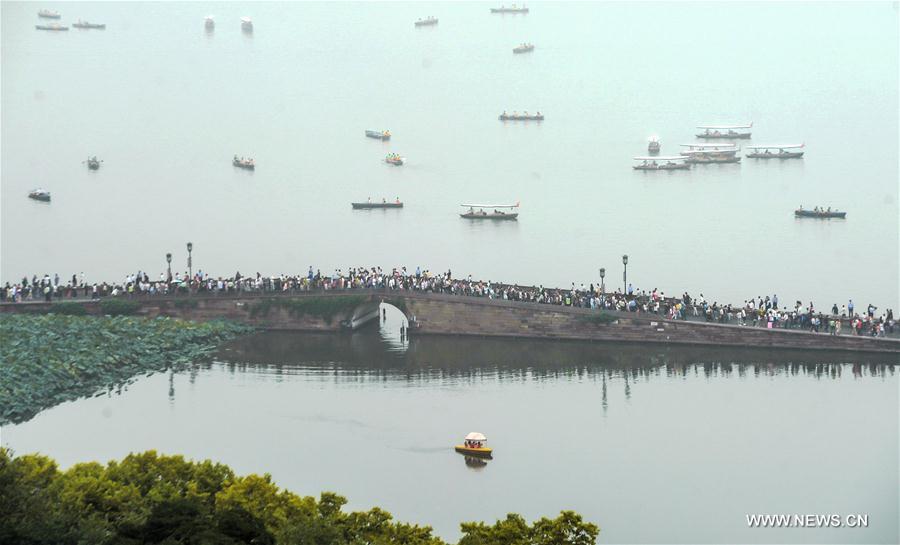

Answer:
[377,302,410,351]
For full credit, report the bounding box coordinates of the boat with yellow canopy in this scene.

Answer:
[455,432,493,458]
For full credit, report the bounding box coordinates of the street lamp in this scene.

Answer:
[622,254,629,295]
[186,242,193,279]
[598,267,605,294]
[166,252,172,281]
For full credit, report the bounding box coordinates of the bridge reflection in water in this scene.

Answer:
[215,329,897,393]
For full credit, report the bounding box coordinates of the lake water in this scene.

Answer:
[1,2,898,311]
[2,323,898,543]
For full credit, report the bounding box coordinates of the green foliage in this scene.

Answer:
[0,448,599,545]
[48,302,88,316]
[99,299,142,316]
[580,312,618,325]
[459,511,599,545]
[0,315,252,425]
[248,296,367,324]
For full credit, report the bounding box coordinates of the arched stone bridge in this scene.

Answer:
[3,290,899,354]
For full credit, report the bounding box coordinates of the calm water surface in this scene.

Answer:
[1,2,898,310]
[3,322,898,543]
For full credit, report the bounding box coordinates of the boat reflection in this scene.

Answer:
[463,455,489,470]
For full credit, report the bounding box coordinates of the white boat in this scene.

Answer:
[241,17,253,32]
[460,202,519,220]
[205,16,215,30]
[28,189,51,202]
[746,143,805,159]
[696,123,752,139]
[632,156,690,170]
[679,143,739,156]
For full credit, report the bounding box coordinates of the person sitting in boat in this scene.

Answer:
[382,198,387,203]
[395,197,401,203]
[764,149,772,154]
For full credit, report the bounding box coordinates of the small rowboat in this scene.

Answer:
[491,5,529,13]
[365,130,391,141]
[460,211,518,220]
[513,44,534,54]
[455,432,493,458]
[85,156,101,170]
[36,24,68,31]
[385,155,404,166]
[205,16,215,30]
[414,17,438,26]
[241,17,253,32]
[499,112,543,121]
[633,156,690,170]
[38,10,61,19]
[795,209,846,219]
[746,144,804,159]
[233,157,255,170]
[72,21,106,29]
[352,201,403,209]
[29,189,51,202]
[460,202,519,220]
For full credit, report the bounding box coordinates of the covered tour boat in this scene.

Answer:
[491,5,529,13]
[414,17,438,26]
[498,111,543,121]
[679,143,738,154]
[28,189,51,202]
[86,156,101,170]
[455,432,493,458]
[795,207,846,219]
[385,153,404,166]
[204,16,215,30]
[746,143,805,159]
[352,199,403,209]
[513,43,534,54]
[632,156,690,170]
[38,9,61,19]
[365,129,391,140]
[233,156,255,170]
[72,20,106,29]
[36,23,68,31]
[460,202,519,220]
[647,136,661,154]
[683,151,742,164]
[696,123,752,139]
[241,17,253,32]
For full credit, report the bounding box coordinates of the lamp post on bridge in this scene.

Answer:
[598,267,605,294]
[166,253,172,282]
[622,254,629,295]
[186,242,193,279]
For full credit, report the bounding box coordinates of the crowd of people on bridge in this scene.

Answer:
[1,266,895,338]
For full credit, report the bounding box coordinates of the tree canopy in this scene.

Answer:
[0,448,599,545]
